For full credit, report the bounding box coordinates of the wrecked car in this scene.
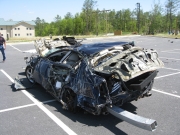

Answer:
[15,36,163,131]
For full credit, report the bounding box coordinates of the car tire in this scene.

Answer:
[25,66,35,84]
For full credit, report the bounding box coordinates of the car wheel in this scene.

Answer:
[25,66,35,83]
[61,88,77,112]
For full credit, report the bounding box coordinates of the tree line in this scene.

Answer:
[34,0,180,36]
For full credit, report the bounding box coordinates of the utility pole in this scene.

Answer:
[137,3,140,34]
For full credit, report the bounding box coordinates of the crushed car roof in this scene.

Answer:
[77,41,129,55]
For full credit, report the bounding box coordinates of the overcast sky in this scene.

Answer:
[0,0,167,23]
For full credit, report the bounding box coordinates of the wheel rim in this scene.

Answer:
[26,67,35,83]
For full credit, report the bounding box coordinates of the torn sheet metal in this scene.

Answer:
[93,47,164,82]
[14,37,164,131]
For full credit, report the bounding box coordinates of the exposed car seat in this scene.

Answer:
[64,52,80,66]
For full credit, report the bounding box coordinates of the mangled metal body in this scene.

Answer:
[15,36,163,131]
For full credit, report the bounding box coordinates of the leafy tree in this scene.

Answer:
[33,0,180,37]
[74,13,84,34]
[149,2,164,34]
[82,0,97,34]
[165,0,180,32]
[54,15,61,22]
[141,12,151,34]
[108,10,116,32]
[64,12,73,19]
[34,17,43,36]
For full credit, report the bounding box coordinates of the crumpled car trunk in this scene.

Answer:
[93,46,164,82]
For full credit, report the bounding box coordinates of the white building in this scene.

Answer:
[0,18,35,40]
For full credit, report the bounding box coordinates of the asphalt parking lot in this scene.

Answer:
[0,36,180,135]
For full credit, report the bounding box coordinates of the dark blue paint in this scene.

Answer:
[77,41,128,55]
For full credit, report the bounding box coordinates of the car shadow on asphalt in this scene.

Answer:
[47,100,137,135]
[11,77,34,92]
[11,77,55,101]
[11,76,137,134]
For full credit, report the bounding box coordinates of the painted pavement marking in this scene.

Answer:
[161,49,180,52]
[9,45,23,52]
[163,67,180,71]
[0,69,77,135]
[155,72,180,79]
[152,89,180,99]
[160,57,180,61]
[0,99,56,113]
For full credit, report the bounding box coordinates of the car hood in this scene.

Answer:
[94,46,164,82]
